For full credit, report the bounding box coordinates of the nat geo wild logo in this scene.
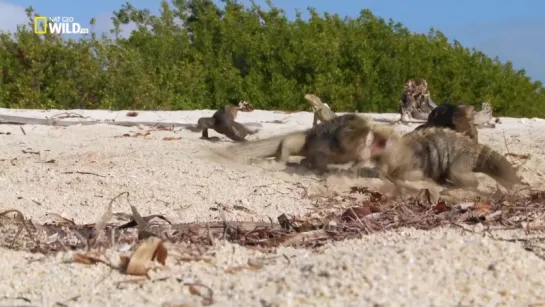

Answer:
[34,16,89,35]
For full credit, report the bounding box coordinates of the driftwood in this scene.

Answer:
[0,114,263,129]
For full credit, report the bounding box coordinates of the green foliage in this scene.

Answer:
[0,0,543,117]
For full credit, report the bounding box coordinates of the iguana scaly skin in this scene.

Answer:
[415,103,478,142]
[196,105,257,142]
[368,126,520,202]
[304,94,336,126]
[221,114,374,174]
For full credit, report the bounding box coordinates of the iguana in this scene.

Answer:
[304,94,336,126]
[367,125,520,203]
[415,103,479,142]
[196,105,258,142]
[219,114,374,174]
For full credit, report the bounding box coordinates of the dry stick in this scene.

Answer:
[91,192,129,249]
[62,171,105,177]
[347,207,371,234]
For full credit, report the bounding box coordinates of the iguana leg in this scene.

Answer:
[201,128,209,139]
[274,134,306,163]
[307,151,330,175]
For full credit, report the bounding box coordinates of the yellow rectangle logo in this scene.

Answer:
[34,16,47,34]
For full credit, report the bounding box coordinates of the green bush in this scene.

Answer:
[0,0,543,117]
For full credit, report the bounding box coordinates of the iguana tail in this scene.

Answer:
[216,131,306,163]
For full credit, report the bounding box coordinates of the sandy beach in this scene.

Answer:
[1,108,545,306]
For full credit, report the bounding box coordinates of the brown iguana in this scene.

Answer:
[219,114,374,174]
[196,105,258,142]
[304,94,336,126]
[414,103,479,142]
[367,125,520,202]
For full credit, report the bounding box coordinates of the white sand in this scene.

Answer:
[0,108,544,306]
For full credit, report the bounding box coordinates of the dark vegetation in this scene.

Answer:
[0,0,543,117]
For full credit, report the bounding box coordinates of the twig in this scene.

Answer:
[49,112,89,120]
[62,171,106,177]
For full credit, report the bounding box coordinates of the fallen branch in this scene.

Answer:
[0,114,263,129]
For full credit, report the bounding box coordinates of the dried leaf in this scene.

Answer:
[432,201,451,214]
[123,237,168,276]
[117,214,172,230]
[277,213,290,230]
[126,111,139,117]
[188,284,201,296]
[163,136,182,141]
[471,201,493,216]
[185,283,214,306]
[341,206,372,222]
[531,191,545,201]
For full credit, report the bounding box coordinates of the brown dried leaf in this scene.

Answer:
[123,237,168,276]
[531,191,545,201]
[163,136,182,141]
[341,206,372,222]
[126,111,139,117]
[432,201,451,214]
[72,252,104,265]
[471,200,493,216]
[186,283,214,306]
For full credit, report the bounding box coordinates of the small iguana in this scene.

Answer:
[304,94,336,126]
[196,105,257,142]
